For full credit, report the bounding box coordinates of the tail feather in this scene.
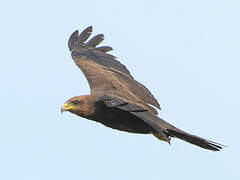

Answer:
[136,111,225,151]
[167,129,224,151]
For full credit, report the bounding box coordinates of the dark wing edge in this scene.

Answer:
[99,95,225,151]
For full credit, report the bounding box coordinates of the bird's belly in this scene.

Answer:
[102,122,149,133]
[98,111,152,134]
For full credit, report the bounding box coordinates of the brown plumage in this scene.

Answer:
[61,26,224,151]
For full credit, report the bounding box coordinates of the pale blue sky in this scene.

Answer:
[0,0,239,179]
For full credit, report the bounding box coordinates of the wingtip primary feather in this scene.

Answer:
[96,46,113,52]
[87,34,104,47]
[79,26,93,43]
[68,30,79,51]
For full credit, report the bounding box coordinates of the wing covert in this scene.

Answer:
[98,95,170,142]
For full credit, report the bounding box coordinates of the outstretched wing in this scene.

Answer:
[68,26,160,114]
[98,95,224,151]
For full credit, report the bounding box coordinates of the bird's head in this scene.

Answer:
[61,95,94,118]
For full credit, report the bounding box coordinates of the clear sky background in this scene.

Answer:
[0,0,239,179]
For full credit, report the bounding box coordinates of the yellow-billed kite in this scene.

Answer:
[61,26,224,151]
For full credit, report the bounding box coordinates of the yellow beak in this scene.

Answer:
[61,103,75,113]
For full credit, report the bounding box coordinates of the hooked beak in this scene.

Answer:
[61,103,75,113]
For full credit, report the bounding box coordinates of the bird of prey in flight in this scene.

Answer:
[61,26,224,151]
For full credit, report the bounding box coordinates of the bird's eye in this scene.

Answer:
[72,100,80,105]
